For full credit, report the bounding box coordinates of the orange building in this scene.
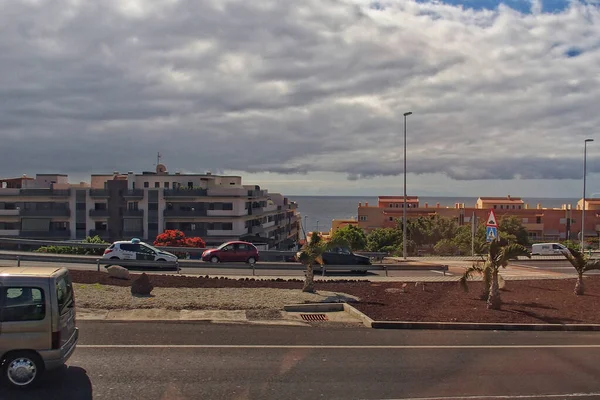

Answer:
[355,195,600,242]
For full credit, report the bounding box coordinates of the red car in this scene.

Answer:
[201,241,259,264]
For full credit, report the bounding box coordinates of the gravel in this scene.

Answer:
[74,283,358,311]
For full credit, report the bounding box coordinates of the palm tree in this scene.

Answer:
[562,247,600,295]
[460,240,530,310]
[297,232,348,293]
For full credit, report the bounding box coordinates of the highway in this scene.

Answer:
[3,321,600,399]
[0,257,452,279]
[511,260,600,275]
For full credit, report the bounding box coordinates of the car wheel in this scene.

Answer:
[210,256,219,263]
[247,257,256,265]
[2,351,44,389]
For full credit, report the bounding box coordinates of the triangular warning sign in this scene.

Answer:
[487,209,498,227]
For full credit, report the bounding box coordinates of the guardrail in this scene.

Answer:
[0,237,387,262]
[0,251,447,276]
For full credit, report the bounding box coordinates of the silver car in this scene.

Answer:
[0,267,78,388]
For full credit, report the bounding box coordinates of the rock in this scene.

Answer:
[107,266,130,280]
[131,273,153,296]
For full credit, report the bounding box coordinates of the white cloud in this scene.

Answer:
[0,0,599,194]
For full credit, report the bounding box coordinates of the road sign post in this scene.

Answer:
[486,209,499,243]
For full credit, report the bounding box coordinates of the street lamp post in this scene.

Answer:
[403,111,412,260]
[316,220,319,234]
[303,215,308,241]
[581,139,594,253]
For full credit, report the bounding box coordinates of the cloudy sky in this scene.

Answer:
[1,0,599,197]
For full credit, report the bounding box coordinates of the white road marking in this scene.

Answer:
[429,270,452,275]
[380,393,600,399]
[77,344,600,349]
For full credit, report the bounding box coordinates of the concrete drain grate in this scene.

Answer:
[300,314,328,321]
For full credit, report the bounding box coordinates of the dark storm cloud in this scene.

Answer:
[0,0,599,181]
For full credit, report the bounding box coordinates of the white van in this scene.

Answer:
[531,243,568,255]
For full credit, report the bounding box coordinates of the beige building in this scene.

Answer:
[0,165,300,249]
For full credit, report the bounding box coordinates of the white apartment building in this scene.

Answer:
[0,165,300,249]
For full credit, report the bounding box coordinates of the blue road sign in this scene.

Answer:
[486,226,498,242]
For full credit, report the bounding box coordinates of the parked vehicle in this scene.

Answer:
[102,238,178,263]
[0,267,78,389]
[531,243,568,255]
[202,241,259,264]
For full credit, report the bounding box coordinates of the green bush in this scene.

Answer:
[36,236,108,256]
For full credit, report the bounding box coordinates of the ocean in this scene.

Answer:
[289,196,580,232]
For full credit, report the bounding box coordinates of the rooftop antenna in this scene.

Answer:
[156,152,162,167]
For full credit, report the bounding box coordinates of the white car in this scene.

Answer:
[102,238,178,263]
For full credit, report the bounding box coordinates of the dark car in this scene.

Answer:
[322,247,371,265]
[202,241,259,264]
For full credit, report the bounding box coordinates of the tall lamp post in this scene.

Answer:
[316,220,319,235]
[403,111,412,260]
[581,138,594,253]
[303,216,308,241]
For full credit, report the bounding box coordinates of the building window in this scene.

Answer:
[223,203,233,210]
[154,182,160,188]
[76,203,86,210]
[128,202,139,211]
[164,182,169,188]
[1,287,45,322]
[500,205,504,209]
[223,223,233,230]
[389,217,393,221]
[494,205,497,209]
[518,205,521,209]
[76,223,86,230]
[536,217,542,224]
[148,203,158,211]
[144,182,149,188]
[148,223,158,230]
[188,182,193,188]
[512,205,515,209]
[359,216,367,221]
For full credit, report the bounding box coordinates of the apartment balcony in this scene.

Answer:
[0,209,19,216]
[163,209,207,218]
[207,188,246,197]
[163,189,207,198]
[20,209,71,217]
[20,230,71,239]
[247,207,264,216]
[89,189,110,198]
[123,189,144,199]
[263,220,276,229]
[89,230,110,239]
[0,188,20,196]
[207,209,245,217]
[123,209,144,217]
[0,229,19,236]
[89,209,109,217]
[251,225,265,234]
[248,190,267,198]
[523,223,544,231]
[20,189,71,197]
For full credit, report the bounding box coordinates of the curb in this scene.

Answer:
[370,321,600,331]
[283,302,374,328]
[281,303,600,331]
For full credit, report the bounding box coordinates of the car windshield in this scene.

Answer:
[143,243,163,252]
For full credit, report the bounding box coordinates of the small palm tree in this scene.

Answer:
[297,232,348,293]
[562,247,600,295]
[460,240,530,309]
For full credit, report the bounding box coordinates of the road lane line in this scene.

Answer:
[77,344,600,349]
[381,392,600,399]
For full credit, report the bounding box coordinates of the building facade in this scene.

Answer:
[0,165,300,249]
[355,195,600,242]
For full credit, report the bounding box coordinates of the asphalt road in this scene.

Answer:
[0,258,453,279]
[3,321,600,400]
[511,260,600,275]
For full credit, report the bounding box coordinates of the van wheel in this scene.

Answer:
[2,351,44,389]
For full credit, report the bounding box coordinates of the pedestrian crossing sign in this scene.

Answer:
[486,226,498,242]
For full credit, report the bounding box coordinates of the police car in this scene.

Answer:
[102,238,178,262]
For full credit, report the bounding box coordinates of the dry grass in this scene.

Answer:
[74,283,358,311]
